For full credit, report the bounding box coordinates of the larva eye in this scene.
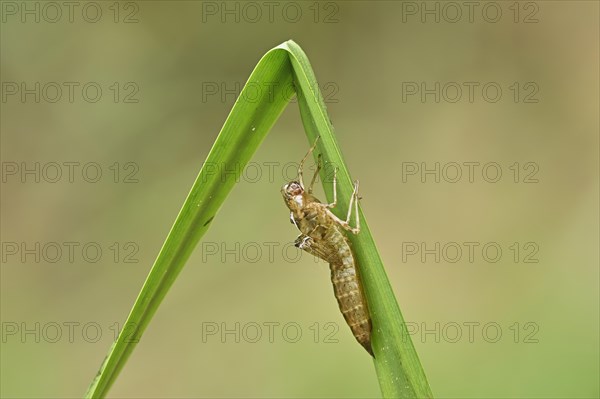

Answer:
[286,181,303,196]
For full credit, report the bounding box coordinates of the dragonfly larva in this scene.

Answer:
[281,137,373,356]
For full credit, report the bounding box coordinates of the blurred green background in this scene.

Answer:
[1,1,598,397]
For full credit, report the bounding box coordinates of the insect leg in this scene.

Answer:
[325,180,360,234]
[346,180,360,232]
[298,136,321,189]
[326,167,338,209]
[307,153,322,194]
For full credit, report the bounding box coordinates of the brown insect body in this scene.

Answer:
[281,139,373,356]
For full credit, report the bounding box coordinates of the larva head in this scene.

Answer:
[281,180,305,211]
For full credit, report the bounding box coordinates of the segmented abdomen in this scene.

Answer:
[327,228,373,356]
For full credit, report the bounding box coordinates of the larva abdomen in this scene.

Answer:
[330,261,373,356]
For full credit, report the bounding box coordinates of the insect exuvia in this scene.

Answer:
[281,136,373,356]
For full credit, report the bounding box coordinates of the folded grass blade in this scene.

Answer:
[85,40,432,399]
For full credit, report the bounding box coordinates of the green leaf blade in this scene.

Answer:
[85,48,293,398]
[284,40,432,398]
